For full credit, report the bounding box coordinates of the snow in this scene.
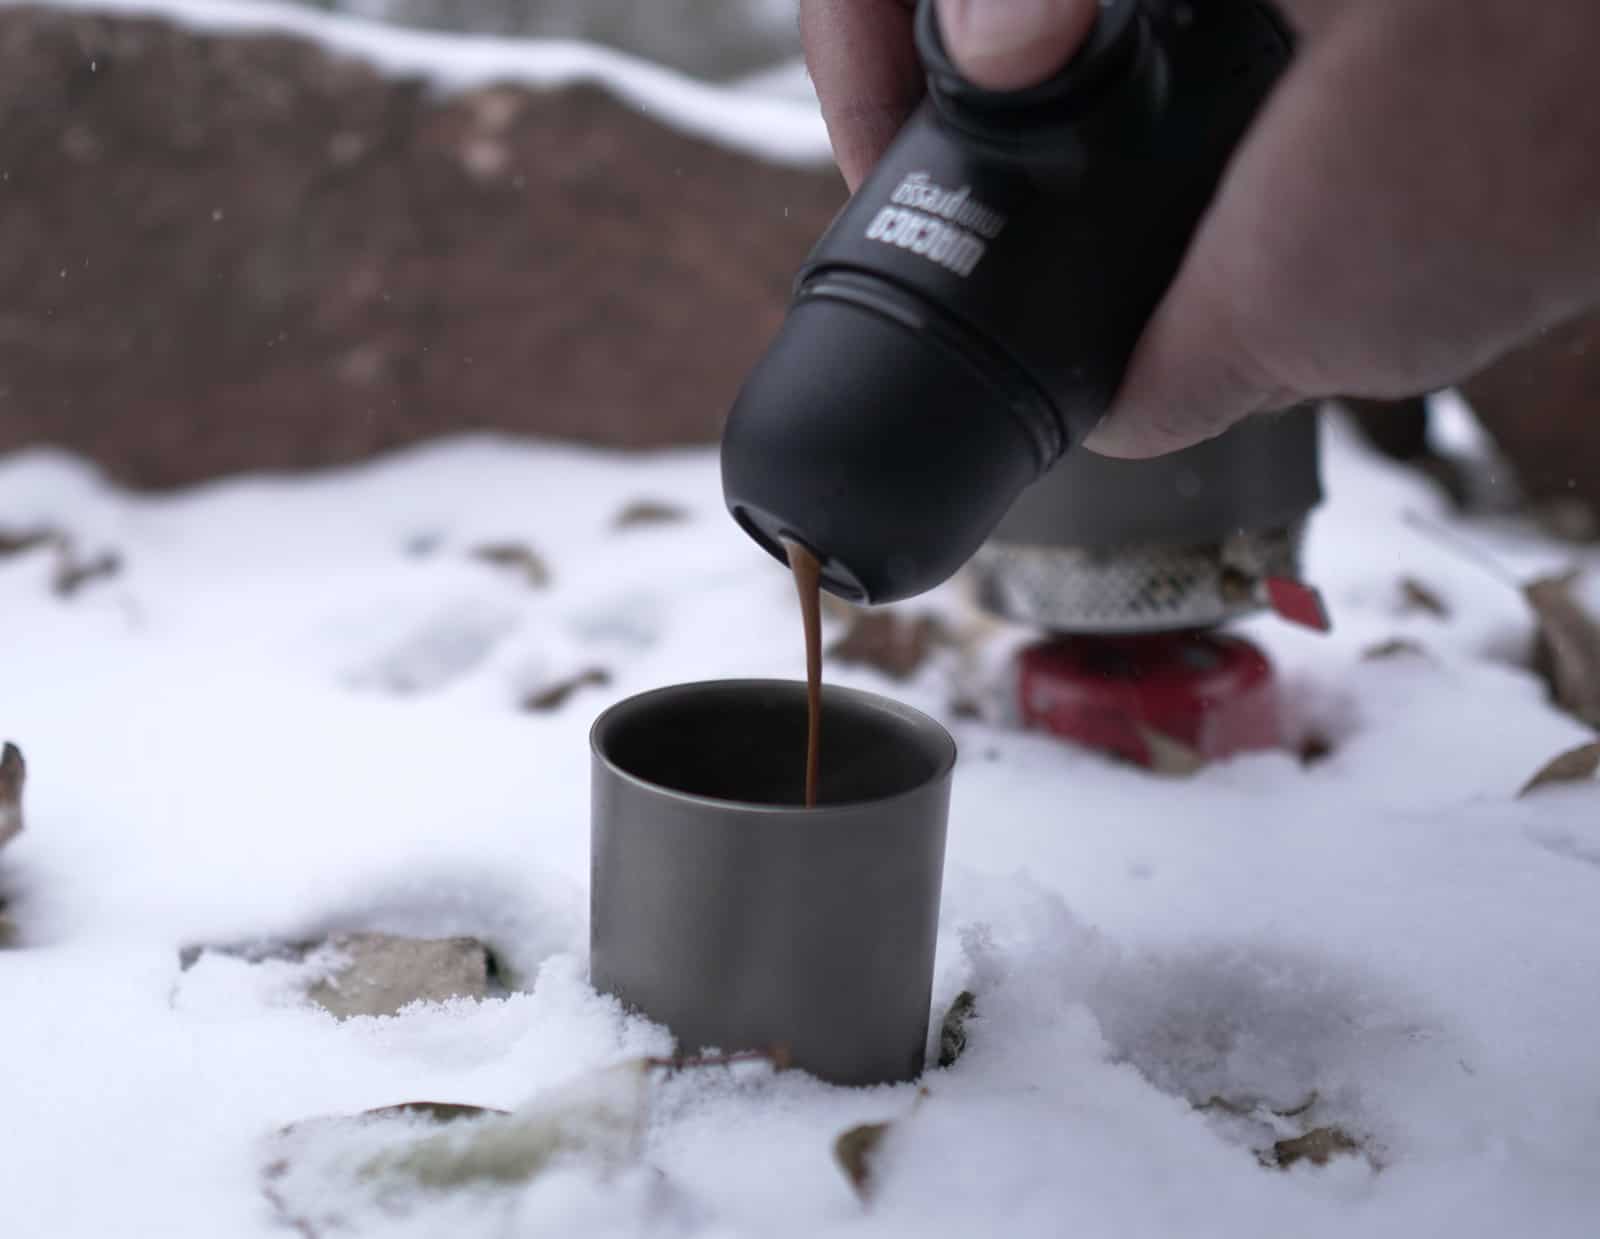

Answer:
[0,413,1597,1237]
[3,0,832,165]
[8,2,1594,1231]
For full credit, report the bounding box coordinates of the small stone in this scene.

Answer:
[306,933,493,1019]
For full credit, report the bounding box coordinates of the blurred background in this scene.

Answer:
[1,0,1597,536]
[293,0,804,79]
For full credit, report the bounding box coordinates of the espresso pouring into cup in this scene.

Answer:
[721,0,1296,604]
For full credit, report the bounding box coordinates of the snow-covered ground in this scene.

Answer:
[4,2,1599,1234]
[0,411,1597,1238]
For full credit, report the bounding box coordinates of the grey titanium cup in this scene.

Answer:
[590,680,956,1086]
[721,0,1295,605]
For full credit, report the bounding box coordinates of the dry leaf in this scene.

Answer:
[265,1062,648,1236]
[1525,573,1600,728]
[1133,724,1206,777]
[1297,732,1335,767]
[1362,638,1429,662]
[363,1061,648,1189]
[1195,1095,1253,1117]
[0,530,121,598]
[0,528,59,557]
[470,541,550,588]
[1274,1092,1321,1120]
[612,500,688,530]
[0,742,24,851]
[262,1103,501,1238]
[1200,1091,1321,1121]
[1196,1091,1318,1120]
[833,1121,892,1203]
[946,697,984,722]
[827,611,946,681]
[1399,577,1450,618]
[522,667,611,712]
[938,990,977,1069]
[1518,741,1600,798]
[53,548,121,598]
[362,1101,509,1123]
[1269,1126,1361,1170]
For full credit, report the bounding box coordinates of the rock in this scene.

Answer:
[0,9,842,487]
[1345,315,1600,519]
[307,933,494,1018]
[1461,312,1600,516]
[180,932,497,1015]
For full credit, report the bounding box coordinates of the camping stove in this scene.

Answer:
[970,410,1328,766]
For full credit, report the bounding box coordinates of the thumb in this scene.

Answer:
[1081,254,1298,458]
[935,0,1100,90]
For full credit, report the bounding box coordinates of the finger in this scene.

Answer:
[800,0,923,191]
[934,0,1099,91]
[1080,254,1298,458]
[1085,0,1545,458]
[1083,15,1368,458]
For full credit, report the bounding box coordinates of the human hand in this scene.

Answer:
[799,0,1600,458]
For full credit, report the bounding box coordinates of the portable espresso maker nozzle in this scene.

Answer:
[721,0,1296,603]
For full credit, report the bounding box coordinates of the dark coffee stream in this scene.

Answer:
[785,541,823,808]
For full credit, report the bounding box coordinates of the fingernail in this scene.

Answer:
[1081,410,1158,459]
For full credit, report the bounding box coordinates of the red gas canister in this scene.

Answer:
[1017,632,1281,768]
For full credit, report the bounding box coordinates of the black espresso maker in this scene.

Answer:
[722,0,1327,766]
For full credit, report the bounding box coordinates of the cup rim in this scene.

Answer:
[589,677,958,815]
